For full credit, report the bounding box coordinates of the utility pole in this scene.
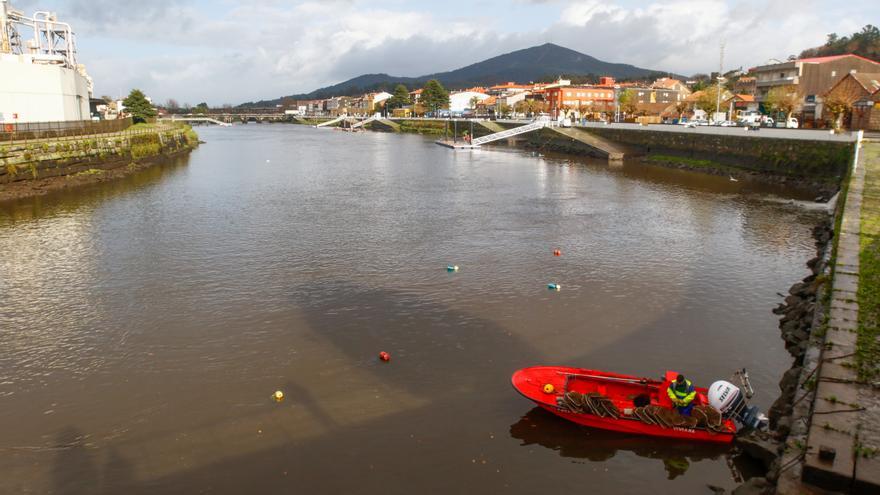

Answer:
[715,41,725,119]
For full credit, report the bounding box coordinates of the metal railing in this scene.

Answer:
[0,118,134,142]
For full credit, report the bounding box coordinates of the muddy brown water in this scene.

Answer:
[0,125,826,493]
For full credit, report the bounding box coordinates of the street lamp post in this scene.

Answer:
[614,85,621,123]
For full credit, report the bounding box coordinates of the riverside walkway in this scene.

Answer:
[794,138,880,493]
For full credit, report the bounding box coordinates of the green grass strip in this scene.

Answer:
[646,154,721,168]
[858,142,880,381]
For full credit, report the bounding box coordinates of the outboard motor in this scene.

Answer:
[708,369,768,431]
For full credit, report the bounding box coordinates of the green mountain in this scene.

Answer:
[241,43,670,107]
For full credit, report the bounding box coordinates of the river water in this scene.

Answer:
[0,125,825,493]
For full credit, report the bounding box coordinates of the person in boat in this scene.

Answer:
[667,374,696,416]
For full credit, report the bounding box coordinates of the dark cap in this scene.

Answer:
[676,374,685,382]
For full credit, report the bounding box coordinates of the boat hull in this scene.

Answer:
[512,366,735,444]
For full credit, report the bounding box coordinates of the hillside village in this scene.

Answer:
[191,53,880,131]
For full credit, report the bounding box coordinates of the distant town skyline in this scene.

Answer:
[11,0,875,104]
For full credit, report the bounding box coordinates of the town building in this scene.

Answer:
[0,2,94,123]
[734,76,757,95]
[352,91,392,115]
[487,82,531,96]
[651,78,691,101]
[543,85,615,117]
[824,72,880,130]
[325,96,356,116]
[726,94,759,116]
[448,91,490,112]
[626,86,681,105]
[475,96,496,116]
[751,54,880,122]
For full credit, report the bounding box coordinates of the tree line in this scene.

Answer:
[800,25,880,61]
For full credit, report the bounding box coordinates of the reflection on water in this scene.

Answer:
[0,125,823,493]
[509,407,763,482]
[0,155,190,223]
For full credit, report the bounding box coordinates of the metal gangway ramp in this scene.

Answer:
[315,115,349,128]
[350,115,379,129]
[165,116,231,126]
[470,121,547,146]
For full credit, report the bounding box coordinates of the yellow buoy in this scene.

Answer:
[273,390,284,402]
[543,383,555,394]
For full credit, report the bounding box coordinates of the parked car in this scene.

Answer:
[786,117,799,129]
[718,120,738,127]
[762,117,775,127]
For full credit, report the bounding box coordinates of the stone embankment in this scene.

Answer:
[295,118,855,197]
[0,123,199,201]
[525,126,853,198]
[723,138,880,495]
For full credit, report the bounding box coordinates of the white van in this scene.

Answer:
[737,111,761,124]
[774,117,799,129]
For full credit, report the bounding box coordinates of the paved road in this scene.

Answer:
[572,121,858,142]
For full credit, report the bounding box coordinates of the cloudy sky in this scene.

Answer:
[10,0,873,105]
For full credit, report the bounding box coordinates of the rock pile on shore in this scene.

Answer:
[720,219,833,495]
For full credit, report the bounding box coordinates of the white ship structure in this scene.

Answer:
[0,0,93,123]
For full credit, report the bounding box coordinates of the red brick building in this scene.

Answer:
[543,86,615,117]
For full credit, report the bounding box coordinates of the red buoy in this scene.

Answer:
[379,351,391,362]
[553,249,562,256]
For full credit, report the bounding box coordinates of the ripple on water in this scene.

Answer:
[0,125,826,493]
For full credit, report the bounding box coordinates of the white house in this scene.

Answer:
[371,92,392,106]
[449,91,490,112]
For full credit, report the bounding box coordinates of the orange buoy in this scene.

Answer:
[553,249,562,256]
[543,383,555,394]
[379,351,391,362]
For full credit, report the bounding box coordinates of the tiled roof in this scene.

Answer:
[652,78,682,89]
[489,82,531,90]
[852,73,880,94]
[798,53,880,65]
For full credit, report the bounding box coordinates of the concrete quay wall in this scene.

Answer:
[0,125,198,184]
[579,126,853,181]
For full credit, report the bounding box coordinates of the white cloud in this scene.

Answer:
[30,0,870,104]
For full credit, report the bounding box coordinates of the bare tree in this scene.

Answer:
[674,100,689,120]
[824,80,864,130]
[695,86,724,115]
[764,85,800,121]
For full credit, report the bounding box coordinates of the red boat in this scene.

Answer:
[511,366,737,443]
